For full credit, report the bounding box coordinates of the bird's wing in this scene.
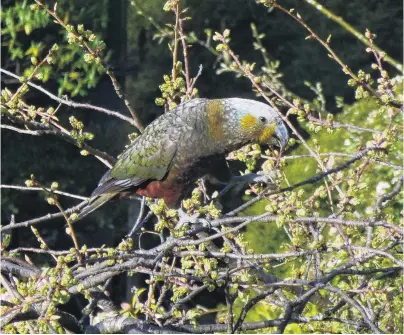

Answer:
[91,135,178,197]
[112,135,177,181]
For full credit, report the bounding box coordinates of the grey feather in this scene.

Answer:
[76,193,117,221]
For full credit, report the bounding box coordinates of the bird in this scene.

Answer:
[77,98,288,220]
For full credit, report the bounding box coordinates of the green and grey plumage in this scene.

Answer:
[77,98,288,220]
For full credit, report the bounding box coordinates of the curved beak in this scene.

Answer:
[275,122,289,152]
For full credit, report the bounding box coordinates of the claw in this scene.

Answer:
[219,172,278,197]
[175,208,211,230]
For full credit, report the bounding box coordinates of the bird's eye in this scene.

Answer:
[259,116,267,123]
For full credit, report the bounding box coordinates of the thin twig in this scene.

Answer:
[303,0,402,72]
[266,0,401,109]
[233,289,275,332]
[225,147,382,216]
[216,33,343,209]
[33,1,145,131]
[0,201,88,233]
[178,13,191,90]
[171,2,180,82]
[2,112,116,167]
[0,68,137,126]
[1,184,88,201]
[261,152,402,170]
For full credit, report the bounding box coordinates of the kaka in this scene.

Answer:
[77,98,288,219]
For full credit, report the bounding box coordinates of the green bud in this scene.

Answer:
[98,41,106,50]
[67,32,76,44]
[168,101,177,110]
[84,53,94,63]
[69,213,79,221]
[287,108,298,115]
[83,132,94,140]
[163,0,177,12]
[365,30,375,39]
[380,94,390,103]
[297,110,306,118]
[66,25,75,33]
[212,32,221,41]
[1,89,10,101]
[154,98,164,107]
[216,43,224,52]
[296,209,307,217]
[47,107,55,114]
[25,180,34,187]
[175,61,183,72]
[355,86,364,100]
[47,197,56,205]
[76,284,85,293]
[293,98,301,107]
[253,76,261,84]
[20,84,29,95]
[347,79,356,87]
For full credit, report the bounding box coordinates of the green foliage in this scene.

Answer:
[2,0,110,96]
[241,89,403,333]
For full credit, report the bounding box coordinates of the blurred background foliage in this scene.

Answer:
[1,0,403,333]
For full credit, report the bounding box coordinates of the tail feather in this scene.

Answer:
[91,178,134,197]
[76,193,117,221]
[75,171,147,221]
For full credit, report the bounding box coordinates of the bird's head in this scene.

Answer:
[224,98,289,151]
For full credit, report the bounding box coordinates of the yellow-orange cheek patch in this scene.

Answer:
[240,114,258,131]
[259,124,275,143]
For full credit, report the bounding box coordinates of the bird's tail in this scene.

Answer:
[76,193,116,221]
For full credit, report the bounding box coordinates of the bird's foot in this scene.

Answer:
[220,172,278,196]
[175,208,211,230]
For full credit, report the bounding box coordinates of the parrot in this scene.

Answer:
[77,98,288,220]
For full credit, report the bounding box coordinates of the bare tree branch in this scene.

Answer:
[0,68,138,127]
[1,184,88,201]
